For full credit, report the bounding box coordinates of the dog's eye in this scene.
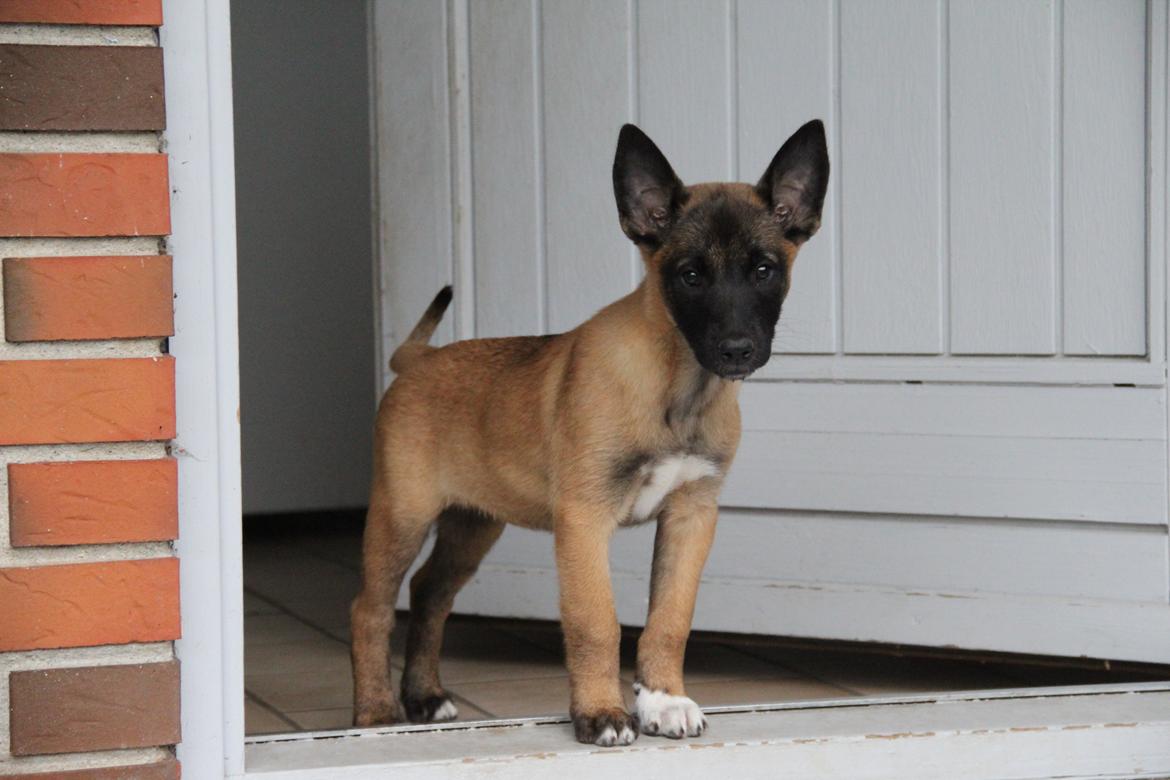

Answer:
[754,263,775,283]
[681,269,702,287]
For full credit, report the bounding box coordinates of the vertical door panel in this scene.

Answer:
[840,0,943,354]
[374,0,453,356]
[543,0,635,333]
[949,0,1056,355]
[737,0,837,354]
[1061,0,1147,356]
[637,0,732,183]
[470,0,542,337]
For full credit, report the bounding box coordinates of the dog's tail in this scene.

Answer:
[389,285,454,374]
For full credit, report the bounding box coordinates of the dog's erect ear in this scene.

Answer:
[756,119,830,242]
[612,124,687,247]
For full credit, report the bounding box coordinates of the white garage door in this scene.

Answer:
[373,0,1170,663]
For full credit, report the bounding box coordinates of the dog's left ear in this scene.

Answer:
[756,119,830,242]
[612,124,687,248]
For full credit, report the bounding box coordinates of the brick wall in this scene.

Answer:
[0,2,182,777]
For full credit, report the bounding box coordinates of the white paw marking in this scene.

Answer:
[432,699,458,722]
[596,723,637,747]
[635,683,707,738]
[632,455,719,521]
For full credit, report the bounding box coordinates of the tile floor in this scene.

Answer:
[243,514,1165,735]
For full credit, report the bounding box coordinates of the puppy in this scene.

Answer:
[351,120,829,746]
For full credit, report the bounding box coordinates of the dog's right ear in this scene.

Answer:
[612,124,686,248]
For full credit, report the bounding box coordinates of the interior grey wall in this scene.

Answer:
[231,1,374,515]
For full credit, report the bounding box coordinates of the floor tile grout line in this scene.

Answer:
[449,690,497,720]
[244,585,354,649]
[445,671,572,686]
[727,643,866,697]
[248,530,364,573]
[285,710,353,731]
[495,625,567,659]
[297,545,362,573]
[245,689,301,732]
[246,588,589,706]
[708,640,820,672]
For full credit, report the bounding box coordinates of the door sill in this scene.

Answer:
[243,681,1170,779]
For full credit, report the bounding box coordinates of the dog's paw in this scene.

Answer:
[572,707,638,747]
[353,697,406,727]
[403,692,459,723]
[634,683,707,739]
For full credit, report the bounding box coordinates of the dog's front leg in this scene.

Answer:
[635,487,718,738]
[555,501,636,747]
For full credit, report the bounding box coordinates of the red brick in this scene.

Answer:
[0,357,175,445]
[0,44,166,131]
[10,661,180,755]
[0,0,162,26]
[0,558,179,651]
[9,459,177,547]
[3,255,174,341]
[1,760,179,780]
[0,154,170,237]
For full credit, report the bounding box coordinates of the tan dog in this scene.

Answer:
[351,120,830,746]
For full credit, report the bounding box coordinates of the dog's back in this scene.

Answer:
[380,318,571,529]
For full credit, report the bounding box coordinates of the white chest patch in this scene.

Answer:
[631,455,720,522]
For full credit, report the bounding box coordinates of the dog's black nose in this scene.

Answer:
[719,336,755,363]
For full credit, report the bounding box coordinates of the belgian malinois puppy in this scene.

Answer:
[351,120,829,746]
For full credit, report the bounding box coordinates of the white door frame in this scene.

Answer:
[163,0,245,775]
[166,0,1170,777]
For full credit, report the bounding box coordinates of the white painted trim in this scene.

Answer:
[1154,0,1170,605]
[162,0,243,776]
[366,0,385,395]
[243,686,1170,779]
[448,0,474,342]
[1148,0,1169,368]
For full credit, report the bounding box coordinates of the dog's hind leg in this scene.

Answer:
[401,508,504,723]
[350,476,439,728]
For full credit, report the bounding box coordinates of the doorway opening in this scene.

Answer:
[230,0,1169,743]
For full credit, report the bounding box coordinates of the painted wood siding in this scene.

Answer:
[380,0,1153,361]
